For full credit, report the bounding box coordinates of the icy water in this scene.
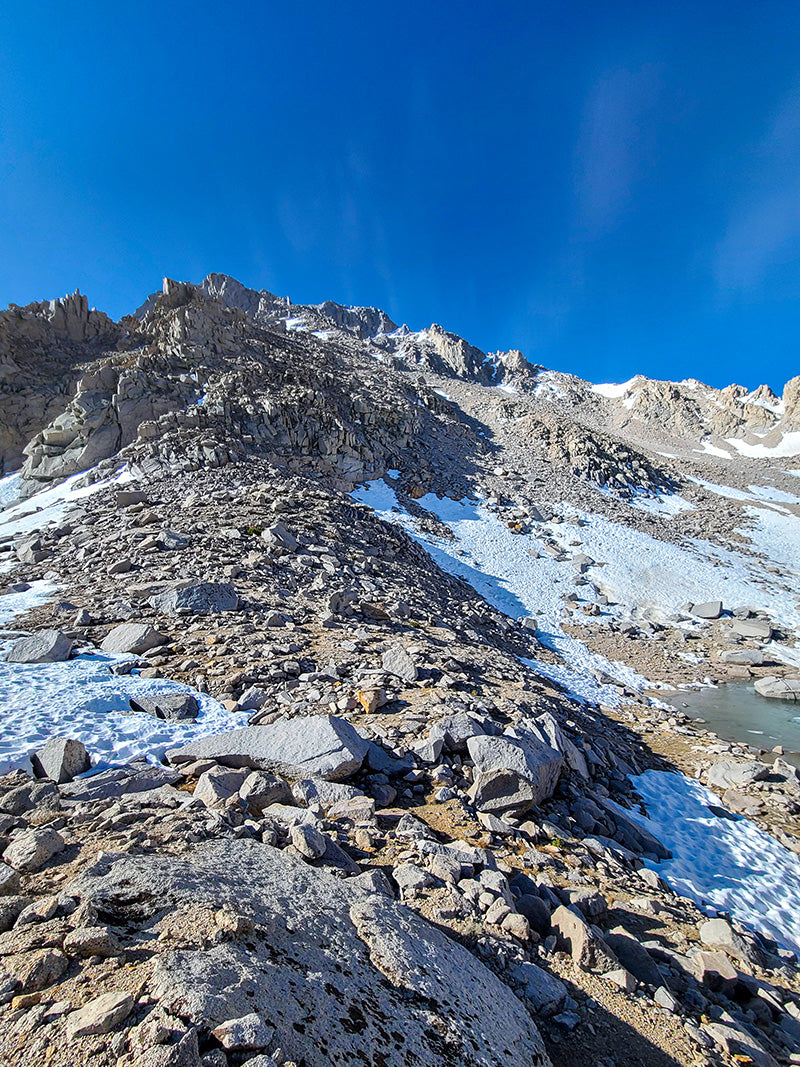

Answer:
[666,682,800,759]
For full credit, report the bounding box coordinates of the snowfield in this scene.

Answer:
[621,770,800,957]
[0,470,237,775]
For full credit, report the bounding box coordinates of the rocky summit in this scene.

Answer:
[0,275,799,1067]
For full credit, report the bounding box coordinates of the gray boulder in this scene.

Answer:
[721,649,768,666]
[167,715,368,781]
[511,961,567,1014]
[31,737,90,783]
[755,677,800,702]
[731,618,772,640]
[381,643,417,683]
[100,623,167,655]
[150,583,238,616]
[59,759,182,802]
[467,732,562,812]
[707,759,769,790]
[128,692,199,721]
[692,601,723,620]
[6,630,73,664]
[69,841,551,1067]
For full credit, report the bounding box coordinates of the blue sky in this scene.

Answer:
[1,2,799,392]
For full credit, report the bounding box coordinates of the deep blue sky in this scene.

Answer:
[2,2,799,392]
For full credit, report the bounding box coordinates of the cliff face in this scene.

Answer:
[0,290,121,472]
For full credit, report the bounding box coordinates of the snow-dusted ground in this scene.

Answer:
[0,645,236,776]
[0,470,237,775]
[620,770,800,957]
[352,480,648,704]
[0,469,127,539]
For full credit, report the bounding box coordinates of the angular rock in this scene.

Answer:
[128,692,199,721]
[6,630,73,664]
[699,917,765,967]
[60,759,182,802]
[0,864,20,896]
[692,601,723,620]
[66,990,135,1039]
[101,622,168,655]
[31,737,90,783]
[212,1012,273,1050]
[70,840,552,1067]
[692,949,738,992]
[381,643,418,683]
[755,677,800,702]
[707,759,770,790]
[550,905,619,972]
[731,618,773,640]
[511,961,567,1013]
[604,927,664,988]
[0,778,60,815]
[194,767,248,808]
[240,771,293,814]
[150,582,238,616]
[3,827,65,872]
[721,649,768,666]
[167,715,368,781]
[290,823,328,859]
[467,732,562,812]
[468,768,537,816]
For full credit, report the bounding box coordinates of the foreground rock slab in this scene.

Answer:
[167,714,368,780]
[71,840,551,1067]
[5,630,73,664]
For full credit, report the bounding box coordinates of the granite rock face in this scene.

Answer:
[71,840,551,1067]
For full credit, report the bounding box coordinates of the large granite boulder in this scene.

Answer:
[69,841,551,1067]
[467,730,563,814]
[755,677,800,702]
[100,623,167,655]
[5,631,73,664]
[167,715,368,781]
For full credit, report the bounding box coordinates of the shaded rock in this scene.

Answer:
[167,715,368,781]
[6,630,73,664]
[467,732,562,813]
[240,771,293,814]
[699,917,766,968]
[0,778,59,815]
[511,961,567,1014]
[31,737,90,783]
[0,864,20,896]
[604,927,664,988]
[550,905,619,972]
[128,692,199,722]
[150,583,238,616]
[101,622,168,655]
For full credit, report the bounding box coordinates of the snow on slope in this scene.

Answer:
[620,770,800,957]
[0,470,237,774]
[352,480,648,703]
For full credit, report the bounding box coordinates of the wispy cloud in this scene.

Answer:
[574,64,664,236]
[715,88,800,291]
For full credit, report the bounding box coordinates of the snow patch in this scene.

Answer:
[726,432,800,459]
[621,770,800,957]
[591,377,640,399]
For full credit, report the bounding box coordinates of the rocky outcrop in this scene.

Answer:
[71,840,551,1067]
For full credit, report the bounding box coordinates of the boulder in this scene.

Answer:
[3,827,65,872]
[100,622,167,655]
[31,737,90,783]
[604,927,664,987]
[167,715,368,781]
[59,759,182,802]
[66,990,135,1039]
[707,759,769,790]
[429,711,486,752]
[128,692,199,721]
[699,917,766,967]
[381,643,417,683]
[511,961,567,1013]
[721,649,768,666]
[550,905,619,972]
[150,582,238,616]
[69,840,552,1067]
[731,618,773,640]
[466,732,562,812]
[755,677,800,702]
[692,601,723,620]
[6,630,73,664]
